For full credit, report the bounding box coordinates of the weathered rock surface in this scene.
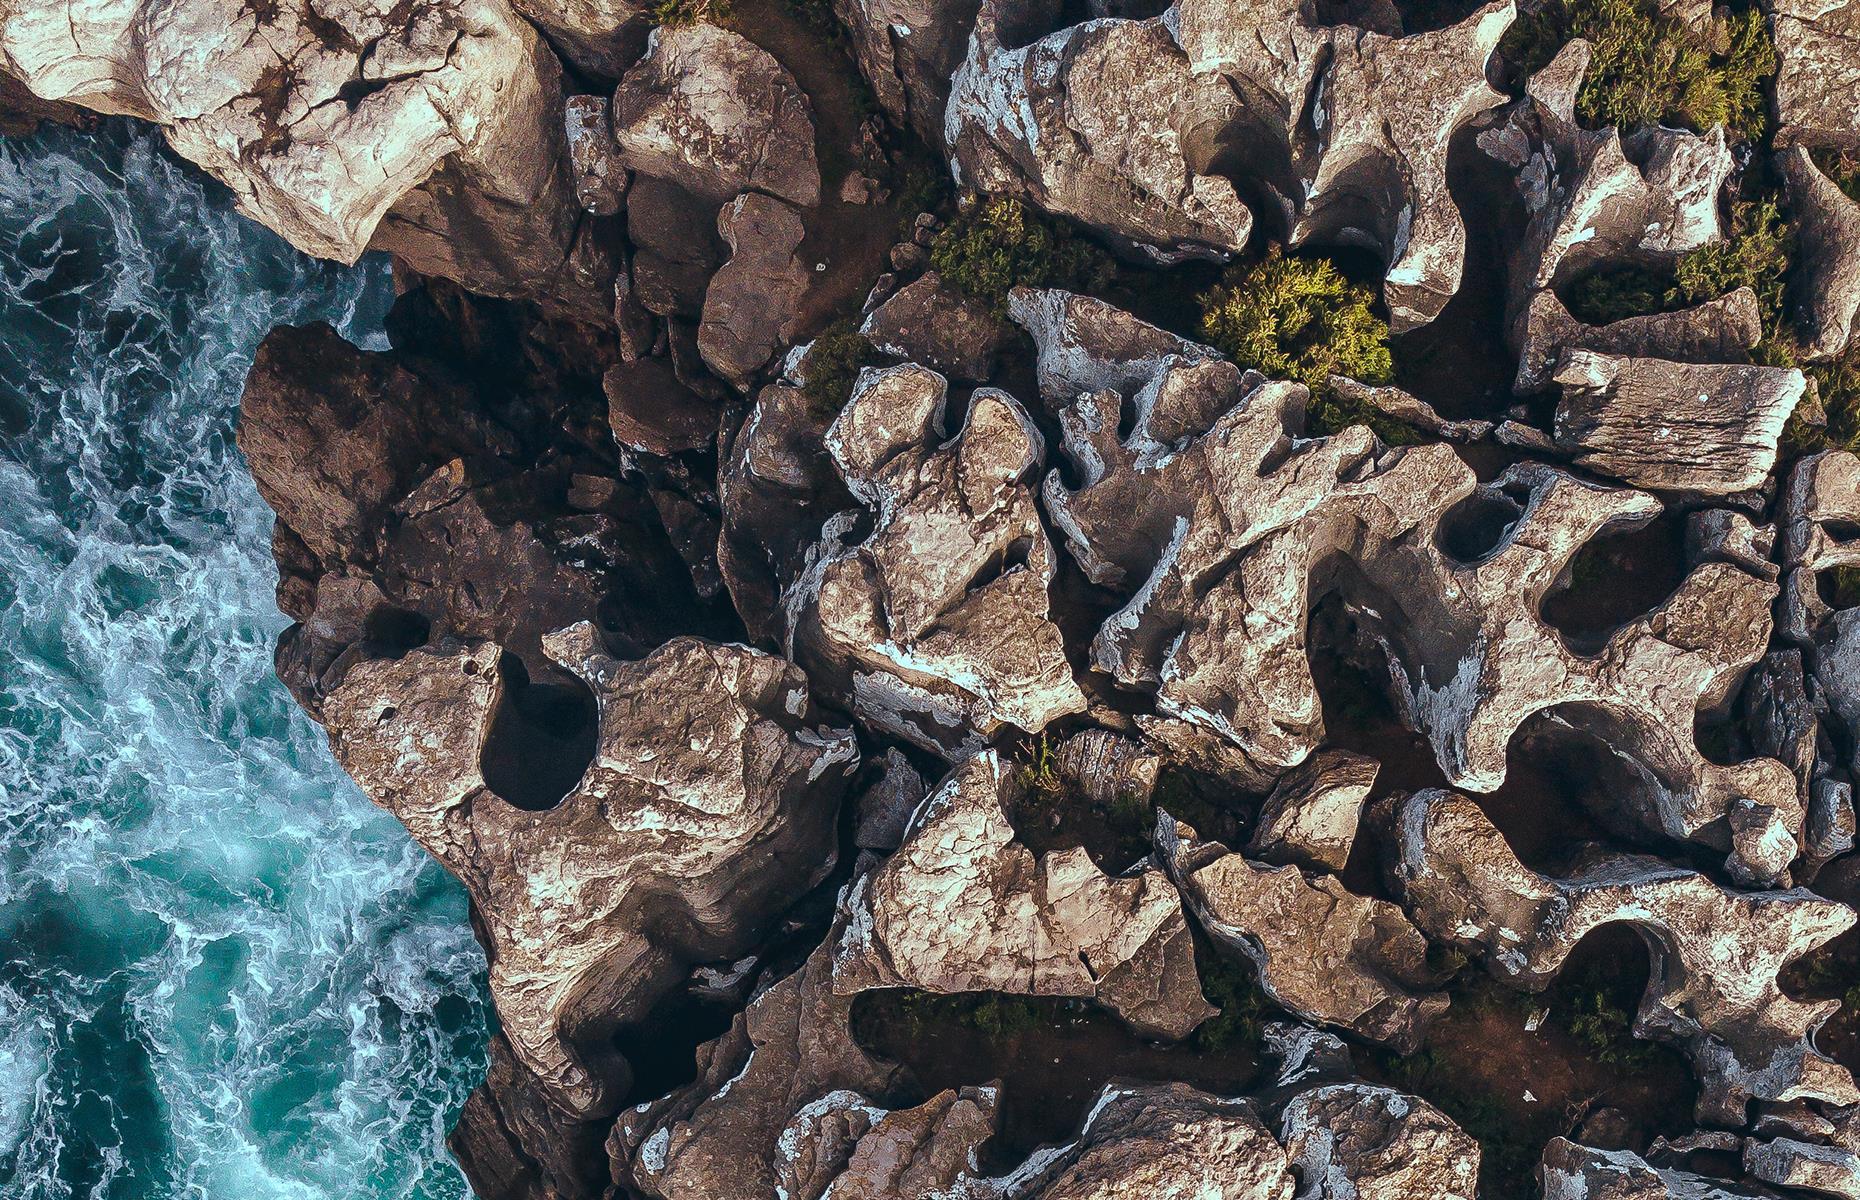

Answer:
[1514,288,1763,395]
[1388,788,1859,1123]
[1786,145,1860,362]
[835,751,1214,1040]
[1023,296,1797,877]
[1247,749,1378,872]
[861,271,1007,382]
[1540,1139,1774,1199]
[1779,451,1860,804]
[833,0,978,149]
[610,23,820,208]
[699,192,812,387]
[1772,0,1860,148]
[1,0,606,310]
[321,626,858,1117]
[787,363,1086,755]
[1278,1083,1480,1200]
[1551,350,1807,495]
[1158,812,1446,1052]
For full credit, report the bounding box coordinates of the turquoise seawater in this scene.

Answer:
[0,122,491,1197]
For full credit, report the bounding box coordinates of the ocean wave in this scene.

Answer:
[0,121,490,1200]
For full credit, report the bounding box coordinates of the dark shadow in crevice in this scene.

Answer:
[480,652,597,812]
[1539,507,1688,654]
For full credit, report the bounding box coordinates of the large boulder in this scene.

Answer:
[320,626,859,1118]
[1772,0,1860,148]
[1388,789,1859,1124]
[834,751,1215,1041]
[1,0,607,311]
[786,363,1086,756]
[1784,145,1860,362]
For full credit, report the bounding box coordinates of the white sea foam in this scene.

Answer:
[0,121,489,1199]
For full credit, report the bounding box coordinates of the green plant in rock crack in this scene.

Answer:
[929,196,1116,314]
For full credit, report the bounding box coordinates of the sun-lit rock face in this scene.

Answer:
[0,0,608,310]
[834,750,1215,1040]
[1389,788,1858,1124]
[786,363,1086,756]
[319,626,858,1119]
[946,0,1511,325]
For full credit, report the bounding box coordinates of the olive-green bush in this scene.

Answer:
[1502,0,1775,138]
[928,196,1116,314]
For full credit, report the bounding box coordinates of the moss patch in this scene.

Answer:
[1501,0,1775,138]
[800,318,881,416]
[652,0,733,25]
[929,196,1116,314]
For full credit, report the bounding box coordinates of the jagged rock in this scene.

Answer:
[1248,749,1378,872]
[1772,0,1860,148]
[1745,1136,1860,1197]
[604,357,718,455]
[1170,0,1516,328]
[787,363,1086,756]
[1779,451,1860,799]
[1324,377,1495,443]
[1008,287,1214,415]
[860,272,1007,382]
[1513,288,1762,394]
[565,95,627,216]
[0,65,89,133]
[771,1086,1001,1200]
[834,751,1215,1041]
[1158,812,1446,1053]
[449,1033,614,1200]
[718,377,848,644]
[699,192,812,387]
[945,2,1251,264]
[1786,146,1860,362]
[1278,1083,1480,1200]
[616,935,905,1200]
[1551,351,1807,494]
[833,0,979,149]
[993,1080,1295,1200]
[1540,1139,1774,1199]
[507,0,647,78]
[1025,296,1799,878]
[2,0,607,310]
[853,747,928,851]
[610,24,820,208]
[321,626,858,1118]
[1388,788,1859,1123]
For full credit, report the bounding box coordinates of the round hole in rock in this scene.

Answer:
[480,652,597,812]
[1540,509,1687,653]
[1434,488,1523,564]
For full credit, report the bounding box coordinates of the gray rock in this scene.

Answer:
[1248,749,1379,872]
[1551,350,1807,495]
[860,272,1008,382]
[1773,0,1860,148]
[1785,146,1860,362]
[787,364,1086,755]
[1278,1083,1480,1200]
[565,94,627,216]
[1388,788,1859,1124]
[1514,288,1762,395]
[834,751,1215,1041]
[1540,1139,1774,1199]
[1158,812,1447,1053]
[699,193,812,387]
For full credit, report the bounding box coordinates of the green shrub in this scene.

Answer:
[800,318,880,416]
[1812,147,1860,205]
[652,0,731,25]
[1501,0,1776,138]
[1198,246,1412,441]
[929,196,1116,314]
[1564,264,1680,325]
[1671,196,1792,327]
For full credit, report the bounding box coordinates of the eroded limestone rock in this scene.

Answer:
[1786,146,1860,363]
[787,363,1086,755]
[1551,350,1807,495]
[1247,749,1378,872]
[699,192,812,387]
[1514,288,1762,395]
[1278,1083,1480,1200]
[1158,812,1446,1053]
[1540,1139,1773,1199]
[835,751,1214,1040]
[1772,0,1860,148]
[321,626,858,1117]
[1388,788,1858,1123]
[2,0,604,309]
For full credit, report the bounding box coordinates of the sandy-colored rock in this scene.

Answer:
[1,0,605,310]
[1772,0,1860,147]
[861,271,1007,382]
[835,751,1214,1040]
[699,192,812,387]
[1514,288,1762,395]
[321,627,858,1118]
[1158,813,1446,1052]
[1389,789,1858,1123]
[1551,350,1806,494]
[787,363,1086,755]
[1278,1083,1479,1200]
[1248,749,1378,872]
[610,23,820,208]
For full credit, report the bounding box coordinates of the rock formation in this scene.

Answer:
[834,750,1214,1040]
[1388,788,1858,1123]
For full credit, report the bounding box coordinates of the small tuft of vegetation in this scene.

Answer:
[1015,732,1063,804]
[1564,264,1680,325]
[800,318,881,416]
[929,196,1116,314]
[889,991,1051,1040]
[652,0,732,25]
[1828,566,1860,610]
[1500,0,1776,138]
[1197,246,1415,442]
[1671,196,1793,327]
[1192,947,1273,1053]
[1812,146,1860,205]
